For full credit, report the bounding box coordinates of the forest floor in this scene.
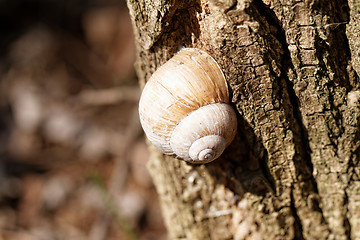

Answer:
[0,1,166,239]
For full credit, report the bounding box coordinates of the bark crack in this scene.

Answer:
[343,189,352,240]
[290,187,305,240]
[254,0,321,197]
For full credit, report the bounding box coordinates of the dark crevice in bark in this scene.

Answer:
[313,23,355,240]
[343,190,352,239]
[344,5,360,237]
[251,3,332,234]
[313,33,345,136]
[252,0,319,193]
[283,76,319,190]
[257,150,275,194]
[323,23,351,90]
[247,2,331,234]
[224,0,237,14]
[311,3,356,239]
[229,116,275,196]
[311,0,352,140]
[149,0,201,52]
[290,187,305,240]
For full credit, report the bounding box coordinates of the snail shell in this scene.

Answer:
[139,48,237,164]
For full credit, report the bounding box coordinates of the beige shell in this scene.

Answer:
[138,48,237,163]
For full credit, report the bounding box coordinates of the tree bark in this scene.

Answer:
[126,0,360,239]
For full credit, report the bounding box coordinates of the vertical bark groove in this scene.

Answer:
[290,187,305,240]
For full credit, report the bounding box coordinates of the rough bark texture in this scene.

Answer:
[126,0,360,239]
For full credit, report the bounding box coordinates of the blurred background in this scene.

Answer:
[0,0,166,239]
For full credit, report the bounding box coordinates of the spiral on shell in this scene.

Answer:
[138,48,237,163]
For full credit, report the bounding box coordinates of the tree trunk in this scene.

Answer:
[126,0,360,239]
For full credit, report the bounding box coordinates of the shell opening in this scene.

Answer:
[189,135,227,163]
